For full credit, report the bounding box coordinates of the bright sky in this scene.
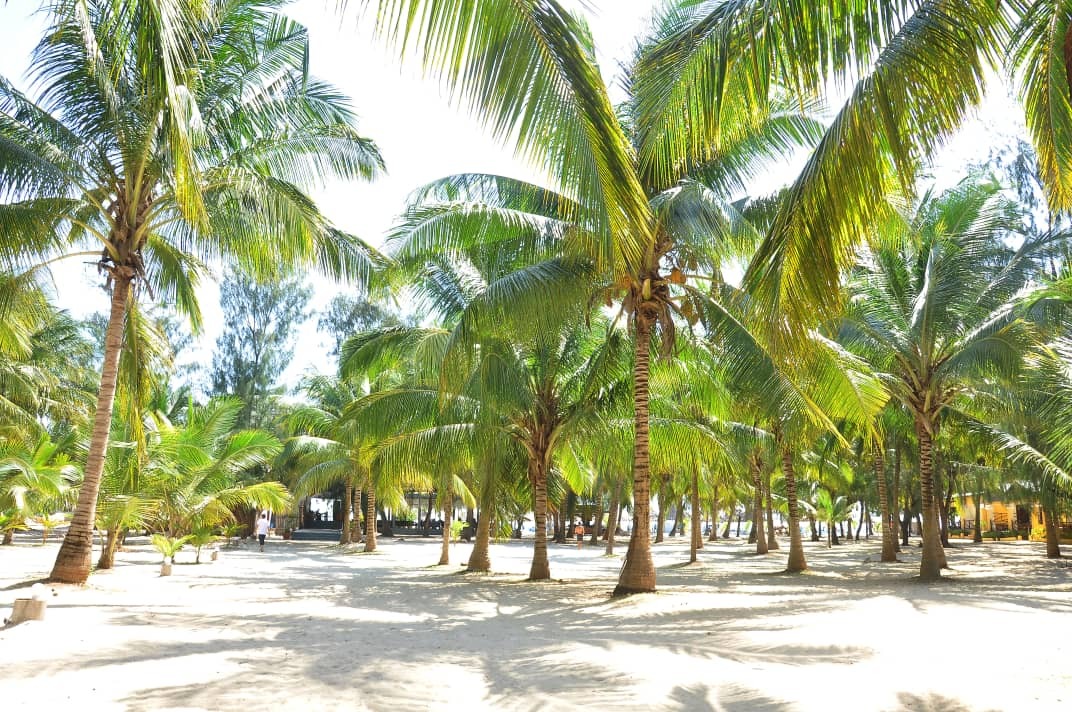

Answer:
[0,0,1029,390]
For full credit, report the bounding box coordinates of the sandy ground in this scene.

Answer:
[1,531,1069,712]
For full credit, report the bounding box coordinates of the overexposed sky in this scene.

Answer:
[0,0,1028,389]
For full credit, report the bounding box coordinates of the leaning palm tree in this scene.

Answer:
[0,0,384,582]
[840,181,1047,579]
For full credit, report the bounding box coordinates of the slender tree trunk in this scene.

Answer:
[97,527,121,570]
[590,494,602,546]
[826,520,832,548]
[529,456,551,580]
[51,273,131,583]
[916,423,943,580]
[875,444,897,562]
[689,466,701,563]
[765,468,779,551]
[831,519,840,545]
[720,508,732,538]
[855,501,864,541]
[752,453,767,555]
[1043,503,1062,559]
[616,313,656,595]
[605,484,621,555]
[676,497,686,536]
[467,511,492,572]
[439,487,452,565]
[352,488,363,542]
[891,445,903,552]
[364,487,377,553]
[809,514,819,542]
[736,511,742,537]
[340,481,353,545]
[709,494,720,542]
[2,530,12,545]
[782,448,807,573]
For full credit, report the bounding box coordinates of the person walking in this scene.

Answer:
[256,513,271,552]
[574,520,585,550]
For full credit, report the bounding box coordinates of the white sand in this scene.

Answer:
[1,532,1069,711]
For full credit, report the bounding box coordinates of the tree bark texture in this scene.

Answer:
[529,456,551,580]
[615,313,656,595]
[364,487,377,553]
[752,453,767,555]
[467,512,492,572]
[439,487,452,565]
[875,444,897,562]
[782,448,807,572]
[51,273,131,583]
[916,424,943,580]
[689,466,701,563]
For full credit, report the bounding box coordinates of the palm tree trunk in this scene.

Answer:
[352,487,363,542]
[689,465,701,563]
[529,456,551,580]
[605,484,621,555]
[676,497,686,536]
[809,514,819,542]
[1043,502,1062,558]
[916,422,943,580]
[340,481,353,545]
[765,468,779,550]
[2,530,12,545]
[439,486,452,565]
[782,448,807,573]
[874,443,897,562]
[97,526,121,570]
[752,453,767,555]
[590,492,602,546]
[721,509,732,538]
[467,512,492,572]
[708,494,719,542]
[51,273,131,583]
[364,487,377,553]
[891,445,903,552]
[615,312,656,595]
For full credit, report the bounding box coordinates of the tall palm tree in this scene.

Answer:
[0,0,384,582]
[841,181,1046,579]
[353,0,824,592]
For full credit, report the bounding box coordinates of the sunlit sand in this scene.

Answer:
[2,534,1069,711]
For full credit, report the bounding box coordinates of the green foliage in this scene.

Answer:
[211,270,312,430]
[151,534,193,561]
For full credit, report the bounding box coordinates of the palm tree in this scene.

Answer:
[841,181,1045,579]
[356,0,823,593]
[0,0,384,582]
[0,433,79,544]
[633,2,1072,333]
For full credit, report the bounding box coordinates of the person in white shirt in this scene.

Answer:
[255,513,270,551]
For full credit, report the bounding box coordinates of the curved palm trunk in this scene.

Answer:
[364,487,377,553]
[765,468,779,551]
[782,448,807,573]
[689,466,701,563]
[467,512,492,572]
[439,486,452,565]
[529,456,551,580]
[51,274,131,583]
[874,444,897,562]
[752,454,767,555]
[340,481,353,545]
[916,423,943,580]
[2,531,12,545]
[615,314,656,595]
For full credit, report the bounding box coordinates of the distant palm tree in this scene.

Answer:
[841,181,1046,579]
[0,0,383,582]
